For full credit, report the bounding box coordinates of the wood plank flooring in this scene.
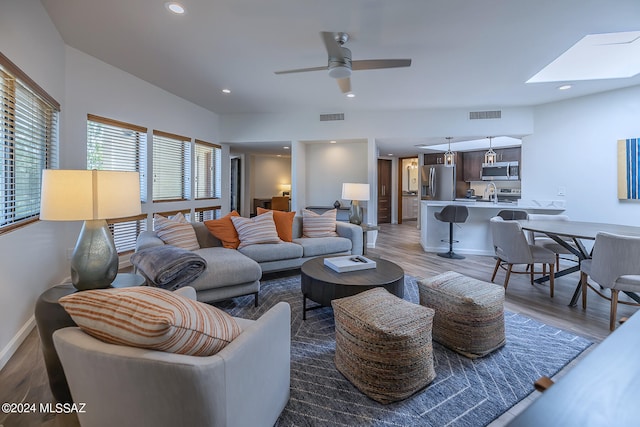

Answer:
[0,221,636,426]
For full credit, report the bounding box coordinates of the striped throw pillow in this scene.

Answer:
[230,211,282,248]
[302,209,338,237]
[58,287,242,356]
[154,213,200,251]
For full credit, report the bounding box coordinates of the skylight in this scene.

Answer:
[527,31,640,83]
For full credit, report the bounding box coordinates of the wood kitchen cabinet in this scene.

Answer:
[462,150,484,181]
[423,153,443,165]
[462,147,521,181]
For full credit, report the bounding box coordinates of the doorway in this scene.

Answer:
[377,159,392,223]
[230,157,241,213]
[397,156,419,224]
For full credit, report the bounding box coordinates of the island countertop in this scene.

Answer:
[420,200,565,256]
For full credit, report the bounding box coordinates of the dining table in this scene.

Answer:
[518,219,640,306]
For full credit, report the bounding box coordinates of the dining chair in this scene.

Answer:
[490,216,556,296]
[270,196,290,211]
[526,213,577,272]
[580,232,640,331]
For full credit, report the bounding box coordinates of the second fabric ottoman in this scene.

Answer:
[332,287,436,404]
[418,271,505,358]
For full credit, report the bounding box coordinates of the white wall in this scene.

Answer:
[524,85,640,224]
[305,142,368,207]
[249,155,291,199]
[0,0,70,369]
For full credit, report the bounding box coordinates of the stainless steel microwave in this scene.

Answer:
[481,161,519,181]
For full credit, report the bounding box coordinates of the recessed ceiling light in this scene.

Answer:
[557,84,572,90]
[222,89,231,94]
[165,2,185,15]
[283,146,290,150]
[330,140,337,144]
[346,93,356,98]
[388,153,393,156]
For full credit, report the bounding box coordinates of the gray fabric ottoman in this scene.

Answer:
[418,271,505,358]
[332,287,436,404]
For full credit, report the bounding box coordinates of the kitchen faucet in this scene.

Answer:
[485,182,498,204]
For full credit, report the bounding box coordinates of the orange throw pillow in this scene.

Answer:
[257,207,295,242]
[204,211,240,249]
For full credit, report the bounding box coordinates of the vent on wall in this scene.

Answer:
[469,110,501,120]
[320,113,345,121]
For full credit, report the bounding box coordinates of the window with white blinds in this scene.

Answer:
[153,130,191,201]
[87,115,146,254]
[107,214,147,255]
[194,139,222,200]
[0,53,59,234]
[87,114,147,202]
[194,206,221,222]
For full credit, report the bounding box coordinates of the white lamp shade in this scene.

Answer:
[40,170,141,221]
[341,183,370,201]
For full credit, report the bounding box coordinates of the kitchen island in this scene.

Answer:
[421,200,565,256]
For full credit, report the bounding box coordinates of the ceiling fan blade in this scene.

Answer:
[321,31,346,60]
[351,59,412,71]
[274,66,327,75]
[337,77,351,94]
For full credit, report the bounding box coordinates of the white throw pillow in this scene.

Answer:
[302,209,338,237]
[154,212,200,251]
[231,211,282,248]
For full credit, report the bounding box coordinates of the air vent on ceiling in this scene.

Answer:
[469,110,501,120]
[320,113,345,121]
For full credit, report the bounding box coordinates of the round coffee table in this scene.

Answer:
[300,256,404,320]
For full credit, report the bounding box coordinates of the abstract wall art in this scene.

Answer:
[618,138,640,200]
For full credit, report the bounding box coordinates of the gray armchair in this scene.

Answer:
[53,295,291,427]
[490,216,556,296]
[580,232,640,331]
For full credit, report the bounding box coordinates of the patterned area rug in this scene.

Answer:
[214,274,591,427]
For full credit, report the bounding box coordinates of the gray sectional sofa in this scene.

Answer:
[135,216,364,305]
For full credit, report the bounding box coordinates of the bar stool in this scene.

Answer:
[434,205,469,259]
[497,209,528,220]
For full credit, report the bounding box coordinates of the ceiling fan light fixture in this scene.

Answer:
[328,65,352,79]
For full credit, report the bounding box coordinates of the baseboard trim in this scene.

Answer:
[0,315,36,372]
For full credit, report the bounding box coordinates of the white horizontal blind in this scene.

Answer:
[0,55,59,234]
[153,131,190,201]
[87,114,147,202]
[107,214,147,254]
[194,139,222,200]
[194,206,221,222]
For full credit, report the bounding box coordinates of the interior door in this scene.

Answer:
[378,159,392,223]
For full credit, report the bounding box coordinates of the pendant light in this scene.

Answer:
[484,136,497,165]
[443,137,455,167]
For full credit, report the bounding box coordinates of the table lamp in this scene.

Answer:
[280,183,291,197]
[342,183,369,225]
[40,170,141,290]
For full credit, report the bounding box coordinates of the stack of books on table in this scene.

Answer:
[324,255,377,273]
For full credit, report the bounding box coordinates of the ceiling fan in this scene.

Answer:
[274,32,412,94]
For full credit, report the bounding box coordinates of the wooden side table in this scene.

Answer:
[34,273,144,403]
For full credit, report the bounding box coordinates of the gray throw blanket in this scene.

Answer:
[130,246,206,291]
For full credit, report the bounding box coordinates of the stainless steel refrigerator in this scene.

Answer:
[421,164,456,201]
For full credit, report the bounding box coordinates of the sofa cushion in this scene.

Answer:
[257,207,295,242]
[204,211,240,249]
[231,211,282,249]
[153,213,200,251]
[58,287,241,356]
[302,209,338,238]
[239,242,303,263]
[193,247,262,289]
[293,236,352,257]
